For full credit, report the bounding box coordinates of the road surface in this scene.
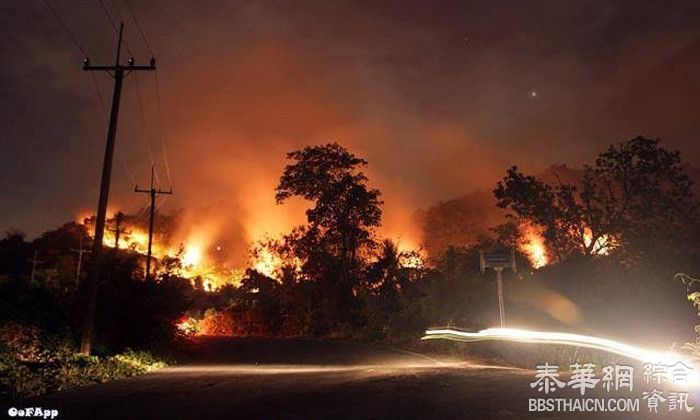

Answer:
[14,338,694,419]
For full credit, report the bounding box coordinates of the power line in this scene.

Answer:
[132,73,156,167]
[94,0,134,57]
[122,0,154,56]
[118,155,137,185]
[154,194,169,213]
[160,137,173,188]
[95,0,118,29]
[116,0,173,190]
[41,0,88,58]
[119,0,169,188]
[152,71,173,187]
[88,72,108,118]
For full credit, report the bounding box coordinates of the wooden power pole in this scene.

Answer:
[135,166,172,280]
[80,23,156,355]
[29,250,41,283]
[71,236,91,285]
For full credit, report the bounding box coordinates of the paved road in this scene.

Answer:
[14,338,695,419]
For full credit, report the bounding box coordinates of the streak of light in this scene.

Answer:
[422,327,698,387]
[160,361,520,376]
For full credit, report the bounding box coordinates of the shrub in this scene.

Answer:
[0,324,165,398]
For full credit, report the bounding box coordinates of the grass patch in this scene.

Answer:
[0,324,165,399]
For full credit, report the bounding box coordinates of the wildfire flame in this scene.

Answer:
[79,210,424,288]
[252,246,284,278]
[182,243,203,267]
[583,228,613,256]
[79,213,242,290]
[519,224,548,269]
[395,240,425,269]
[519,225,615,268]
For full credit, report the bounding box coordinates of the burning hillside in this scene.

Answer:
[78,212,246,290]
[78,208,420,289]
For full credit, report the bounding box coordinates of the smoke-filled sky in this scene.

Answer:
[2,0,700,263]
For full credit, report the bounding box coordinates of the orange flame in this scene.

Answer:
[583,228,614,255]
[519,224,549,269]
[253,247,284,278]
[78,212,242,290]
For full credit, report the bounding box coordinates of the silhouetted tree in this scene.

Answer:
[494,136,695,261]
[0,231,31,280]
[276,143,383,331]
[366,240,415,303]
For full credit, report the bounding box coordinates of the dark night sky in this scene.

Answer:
[2,1,700,259]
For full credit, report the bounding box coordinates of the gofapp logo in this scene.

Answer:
[7,407,59,419]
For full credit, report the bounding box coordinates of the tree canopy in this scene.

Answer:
[494,136,695,261]
[275,143,383,329]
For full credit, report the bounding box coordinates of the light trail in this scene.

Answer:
[423,327,700,388]
[160,362,482,376]
[422,327,698,373]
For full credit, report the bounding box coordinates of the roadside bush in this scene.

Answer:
[198,308,235,336]
[0,323,164,399]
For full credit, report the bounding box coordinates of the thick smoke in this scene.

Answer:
[3,1,700,266]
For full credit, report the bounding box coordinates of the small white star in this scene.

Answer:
[530,91,538,98]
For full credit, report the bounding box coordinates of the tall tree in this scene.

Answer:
[494,136,695,262]
[276,143,383,328]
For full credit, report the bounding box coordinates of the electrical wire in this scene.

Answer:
[41,0,88,58]
[88,72,109,120]
[118,156,137,186]
[115,0,172,190]
[153,72,173,188]
[121,0,154,57]
[118,0,173,190]
[133,74,156,167]
[95,0,118,30]
[94,0,134,57]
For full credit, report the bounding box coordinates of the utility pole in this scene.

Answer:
[80,22,156,355]
[29,250,41,283]
[107,212,129,249]
[135,166,172,280]
[71,237,91,285]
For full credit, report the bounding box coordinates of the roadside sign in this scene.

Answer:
[479,250,517,328]
[479,250,517,274]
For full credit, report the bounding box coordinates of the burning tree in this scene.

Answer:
[494,136,695,264]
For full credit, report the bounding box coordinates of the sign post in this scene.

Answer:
[479,250,517,327]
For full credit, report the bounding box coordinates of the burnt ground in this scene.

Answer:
[9,337,699,419]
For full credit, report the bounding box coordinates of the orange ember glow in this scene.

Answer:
[519,224,549,269]
[175,317,199,336]
[182,243,203,267]
[78,205,424,288]
[583,228,614,255]
[399,253,423,269]
[395,240,425,268]
[252,246,284,278]
[518,224,615,268]
[79,214,244,291]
